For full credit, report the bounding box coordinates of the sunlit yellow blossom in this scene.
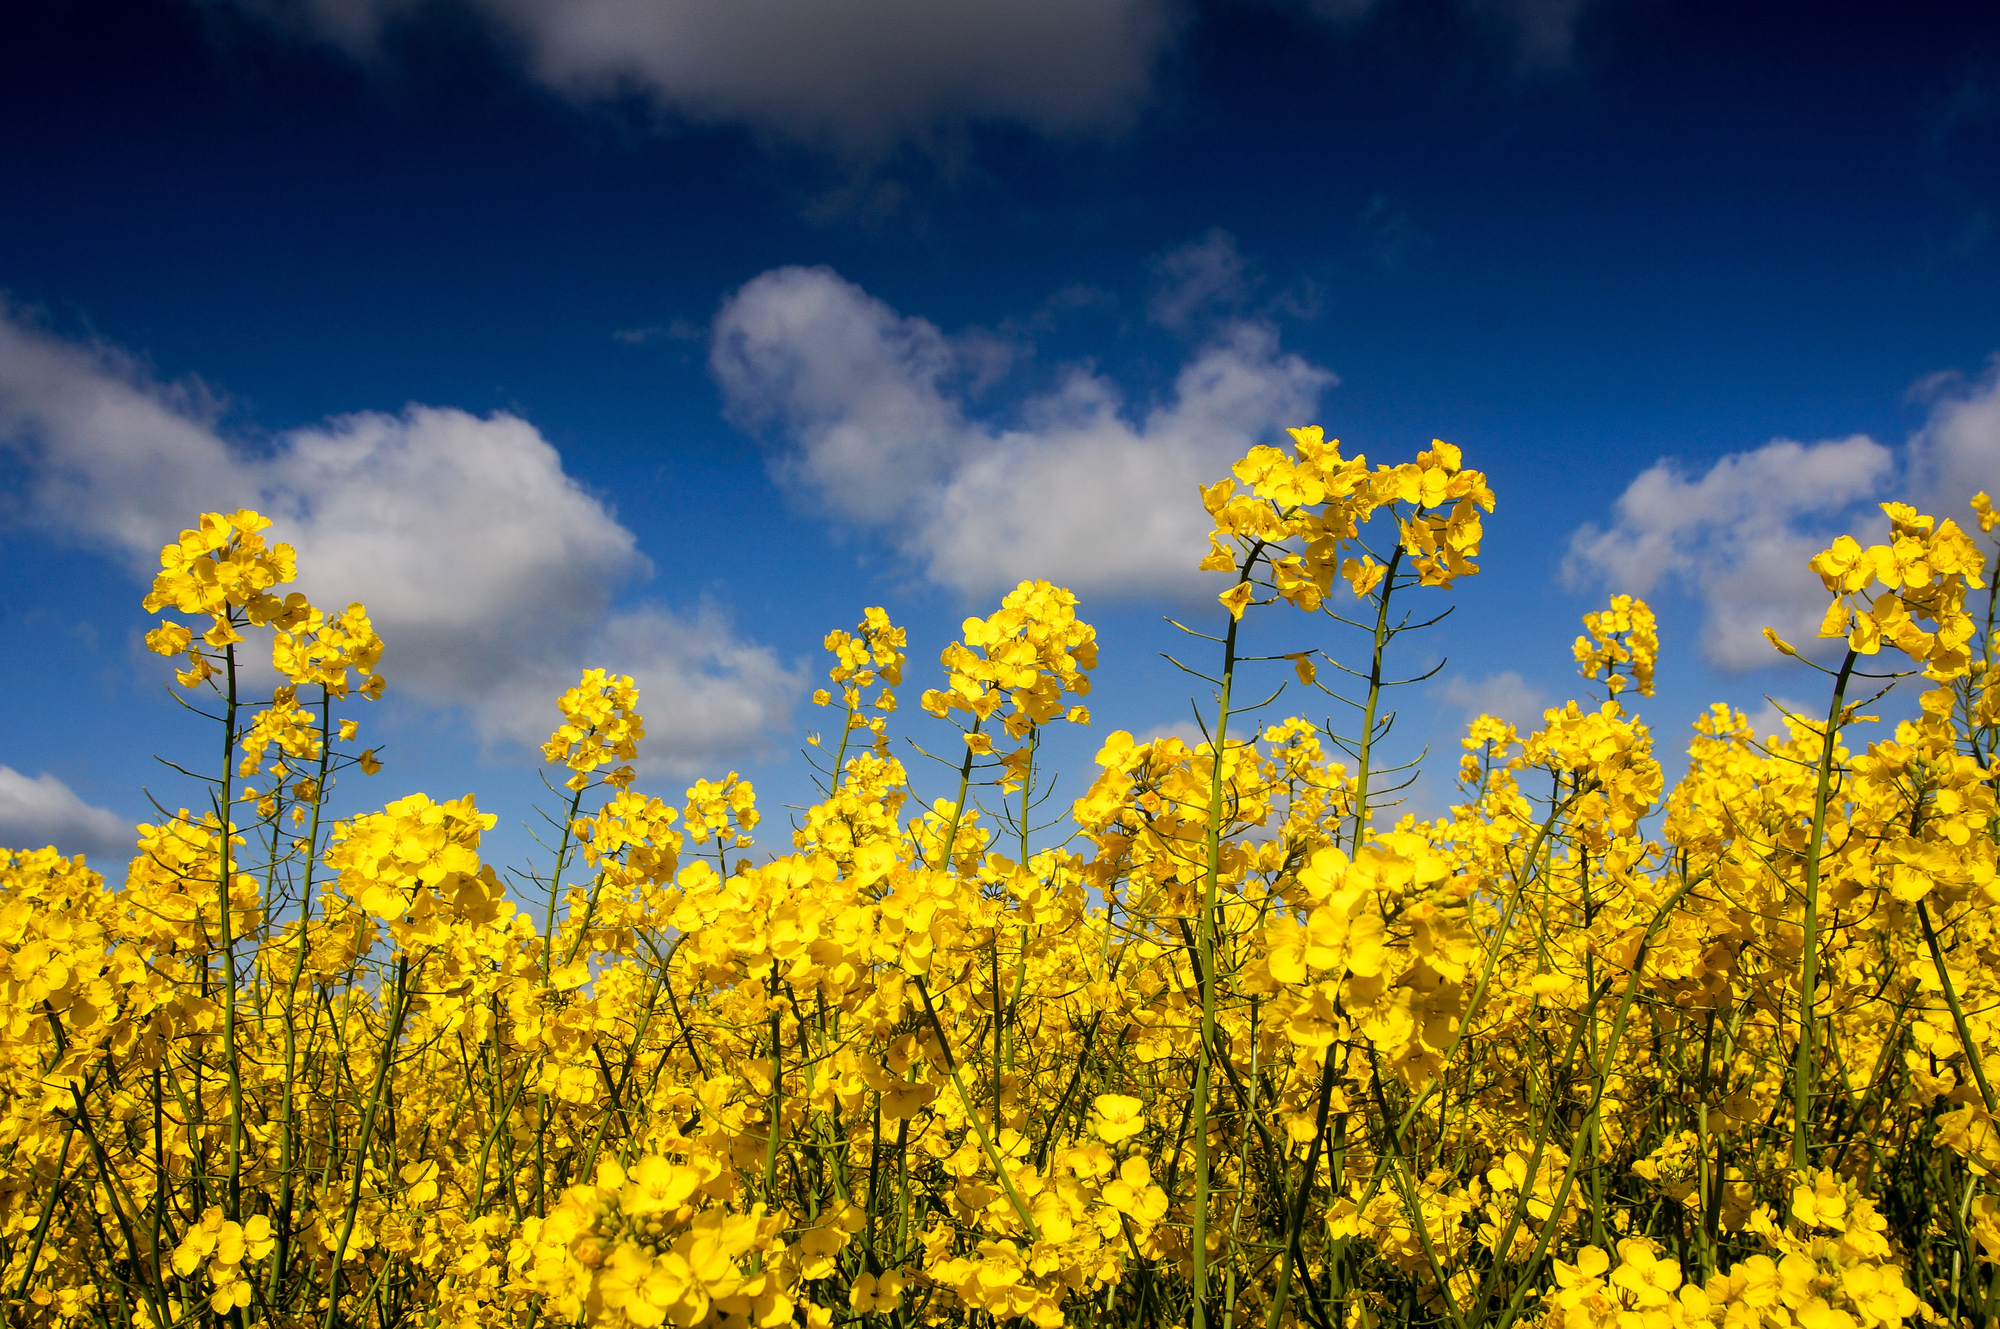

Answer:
[13,460,1995,1329]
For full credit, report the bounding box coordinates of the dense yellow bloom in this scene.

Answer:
[922,580,1097,747]
[685,772,759,851]
[1575,594,1659,697]
[1808,503,1985,675]
[545,668,646,789]
[13,461,2000,1329]
[272,599,385,697]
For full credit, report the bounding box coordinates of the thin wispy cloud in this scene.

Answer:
[1148,229,1255,331]
[1436,670,1549,733]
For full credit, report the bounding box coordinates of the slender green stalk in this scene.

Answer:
[1917,899,1999,1116]
[1348,545,1406,849]
[762,965,786,1206]
[271,684,336,1299]
[1790,648,1859,1175]
[11,1119,78,1309]
[1264,547,1412,1329]
[1489,879,1696,1329]
[913,975,1041,1240]
[541,778,590,979]
[933,722,980,868]
[991,937,1004,1141]
[1191,553,1255,1329]
[1262,1040,1338,1329]
[218,634,247,1222]
[323,957,414,1329]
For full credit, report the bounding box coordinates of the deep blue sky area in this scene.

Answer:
[3,0,1999,877]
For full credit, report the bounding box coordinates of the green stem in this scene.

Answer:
[1262,1040,1338,1329]
[322,956,413,1329]
[271,684,335,1299]
[1918,899,1999,1116]
[1192,556,1254,1329]
[1349,546,1406,849]
[934,721,980,868]
[913,975,1041,1240]
[541,778,590,980]
[1489,879,1696,1329]
[762,965,786,1208]
[11,1119,78,1309]
[1790,648,1858,1175]
[219,635,246,1222]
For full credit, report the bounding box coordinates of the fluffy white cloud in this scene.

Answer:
[0,768,133,866]
[241,0,1181,148]
[711,265,1333,599]
[0,308,802,772]
[1566,367,2000,673]
[1563,434,1893,671]
[477,603,802,775]
[710,266,971,525]
[1908,358,2000,520]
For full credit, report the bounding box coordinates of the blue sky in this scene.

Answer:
[3,0,1999,874]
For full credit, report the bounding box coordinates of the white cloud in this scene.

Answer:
[0,307,802,773]
[711,266,969,525]
[239,0,1182,149]
[1436,670,1548,733]
[477,603,804,776]
[710,265,1334,599]
[1907,358,2000,523]
[0,768,133,866]
[1563,435,1894,672]
[1567,366,2000,675]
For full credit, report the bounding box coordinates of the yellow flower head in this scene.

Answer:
[543,669,646,780]
[931,580,1097,743]
[685,772,758,849]
[1973,491,1997,534]
[1089,1092,1147,1143]
[1575,595,1658,698]
[1807,503,1987,677]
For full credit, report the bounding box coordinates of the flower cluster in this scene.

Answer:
[1807,502,1986,675]
[1203,429,1493,622]
[169,1208,276,1314]
[1575,593,1659,697]
[544,669,646,790]
[813,606,908,752]
[142,509,299,636]
[684,773,760,854]
[921,579,1097,748]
